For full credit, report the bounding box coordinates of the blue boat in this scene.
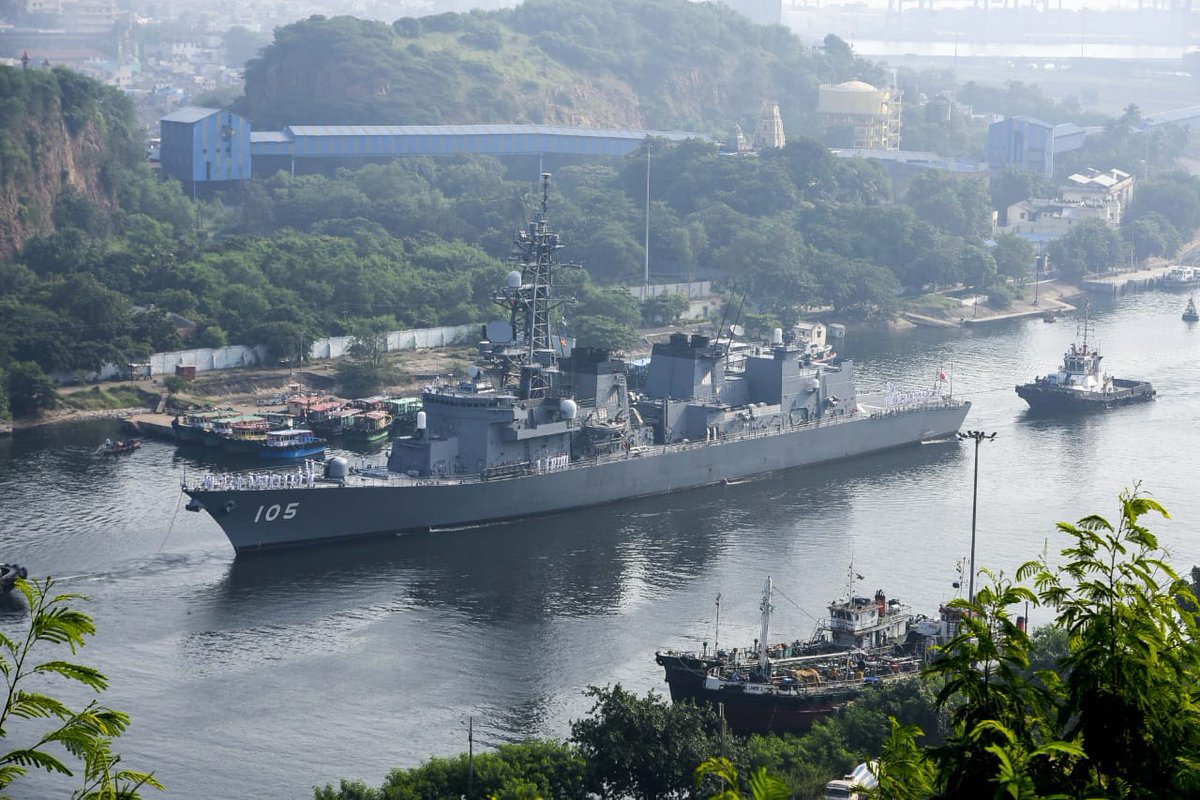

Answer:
[260,429,327,460]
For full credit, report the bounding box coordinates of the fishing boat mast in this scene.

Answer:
[758,577,773,675]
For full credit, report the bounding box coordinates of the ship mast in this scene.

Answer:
[758,576,773,675]
[491,173,577,396]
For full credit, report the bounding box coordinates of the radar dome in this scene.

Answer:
[560,398,578,419]
[415,411,427,430]
[507,270,522,288]
[467,364,480,379]
[324,456,349,480]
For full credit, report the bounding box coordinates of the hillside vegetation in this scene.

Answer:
[0,66,144,259]
[239,0,881,135]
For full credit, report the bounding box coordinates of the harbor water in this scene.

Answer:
[2,289,1199,798]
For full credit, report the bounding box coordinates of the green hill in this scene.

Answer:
[238,0,880,136]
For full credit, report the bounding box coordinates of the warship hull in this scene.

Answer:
[184,402,969,553]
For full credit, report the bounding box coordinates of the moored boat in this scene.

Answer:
[1162,266,1200,289]
[659,577,949,735]
[343,409,393,443]
[221,418,271,454]
[1016,311,1154,412]
[172,409,232,443]
[260,429,327,460]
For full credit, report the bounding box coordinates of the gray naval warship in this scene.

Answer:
[184,175,971,554]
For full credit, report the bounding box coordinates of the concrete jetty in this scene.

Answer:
[1081,266,1174,297]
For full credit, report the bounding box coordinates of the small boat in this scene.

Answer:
[1184,295,1198,323]
[343,409,393,443]
[1,563,28,594]
[260,429,327,460]
[97,438,142,456]
[1042,310,1057,323]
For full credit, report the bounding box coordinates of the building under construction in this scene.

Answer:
[818,80,902,151]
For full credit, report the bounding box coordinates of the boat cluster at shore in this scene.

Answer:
[171,394,422,460]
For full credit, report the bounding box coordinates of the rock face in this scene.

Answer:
[0,66,125,260]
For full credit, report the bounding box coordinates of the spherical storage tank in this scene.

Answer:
[817,80,890,118]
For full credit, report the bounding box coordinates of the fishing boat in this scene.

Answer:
[658,577,951,734]
[97,438,142,456]
[172,409,232,443]
[1016,310,1155,412]
[1,563,28,595]
[343,409,393,443]
[182,175,969,554]
[1184,295,1198,323]
[260,429,327,460]
[220,418,271,455]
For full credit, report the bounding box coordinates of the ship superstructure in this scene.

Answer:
[184,175,970,553]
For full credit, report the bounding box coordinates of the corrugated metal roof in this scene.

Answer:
[1145,106,1200,125]
[161,106,221,123]
[283,123,708,141]
[250,132,292,143]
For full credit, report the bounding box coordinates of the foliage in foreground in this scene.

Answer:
[0,576,162,799]
[871,488,1200,799]
[314,489,1200,800]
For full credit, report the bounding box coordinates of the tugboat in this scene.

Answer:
[1,563,27,595]
[1184,295,1198,323]
[1016,311,1155,412]
[657,577,947,734]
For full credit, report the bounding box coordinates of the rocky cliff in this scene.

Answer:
[0,66,137,260]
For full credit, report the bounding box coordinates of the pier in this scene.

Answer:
[1081,265,1175,297]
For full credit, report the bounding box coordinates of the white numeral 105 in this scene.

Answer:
[254,502,299,522]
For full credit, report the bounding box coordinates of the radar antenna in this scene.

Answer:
[487,173,580,395]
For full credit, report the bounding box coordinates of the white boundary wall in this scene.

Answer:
[55,323,479,383]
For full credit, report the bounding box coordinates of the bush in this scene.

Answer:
[986,283,1014,310]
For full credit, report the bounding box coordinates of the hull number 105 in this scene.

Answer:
[254,502,299,522]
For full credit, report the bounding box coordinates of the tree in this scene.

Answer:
[5,361,57,417]
[571,316,638,352]
[1046,220,1126,280]
[695,757,790,800]
[991,233,1034,282]
[869,489,1200,798]
[641,293,689,325]
[337,316,400,397]
[1,576,163,798]
[570,685,731,800]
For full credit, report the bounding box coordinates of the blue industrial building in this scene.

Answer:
[986,116,1087,178]
[160,107,253,190]
[159,107,708,192]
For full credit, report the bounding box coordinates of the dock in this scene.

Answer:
[1081,266,1174,297]
[125,412,179,441]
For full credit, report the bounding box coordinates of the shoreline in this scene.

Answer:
[6,407,148,434]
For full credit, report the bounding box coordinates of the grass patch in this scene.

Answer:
[902,294,963,318]
[59,384,158,411]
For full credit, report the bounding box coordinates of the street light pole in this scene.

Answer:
[958,429,996,604]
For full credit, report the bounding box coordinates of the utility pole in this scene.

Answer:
[957,430,997,604]
[644,138,651,292]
